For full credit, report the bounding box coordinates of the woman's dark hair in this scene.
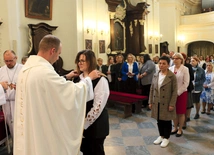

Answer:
[75,50,97,74]
[159,56,170,65]
[143,54,151,63]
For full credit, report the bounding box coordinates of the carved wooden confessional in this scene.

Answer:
[105,0,150,56]
[27,22,71,75]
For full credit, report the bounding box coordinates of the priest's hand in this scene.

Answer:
[65,70,79,80]
[88,70,100,80]
[11,83,16,90]
[0,82,8,90]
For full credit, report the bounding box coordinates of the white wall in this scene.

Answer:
[0,0,16,65]
[83,0,109,64]
[180,11,214,53]
[159,0,179,52]
[0,0,212,68]
[0,0,84,69]
[0,0,110,68]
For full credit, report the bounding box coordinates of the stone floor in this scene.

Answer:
[104,107,214,155]
[1,107,214,155]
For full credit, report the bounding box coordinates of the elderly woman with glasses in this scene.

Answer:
[169,53,189,137]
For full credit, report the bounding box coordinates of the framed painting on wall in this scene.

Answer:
[149,44,152,54]
[177,46,180,53]
[85,39,92,50]
[99,40,105,53]
[155,44,158,54]
[25,0,53,20]
[109,19,126,53]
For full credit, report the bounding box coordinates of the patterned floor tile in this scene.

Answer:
[1,107,214,155]
[105,137,124,146]
[125,146,150,155]
[121,129,141,137]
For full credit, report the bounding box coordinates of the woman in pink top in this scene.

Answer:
[169,53,189,137]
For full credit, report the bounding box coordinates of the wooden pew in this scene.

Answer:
[108,91,148,118]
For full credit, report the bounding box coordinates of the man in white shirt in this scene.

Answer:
[0,50,23,138]
[13,35,99,155]
[169,51,174,67]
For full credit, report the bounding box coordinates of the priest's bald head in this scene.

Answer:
[37,34,62,65]
[3,50,17,69]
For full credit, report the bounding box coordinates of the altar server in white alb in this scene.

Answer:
[0,50,23,138]
[13,35,100,155]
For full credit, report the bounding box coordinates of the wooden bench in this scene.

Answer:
[108,91,148,118]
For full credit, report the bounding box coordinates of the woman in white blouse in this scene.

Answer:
[106,56,115,90]
[74,50,110,155]
[169,53,189,137]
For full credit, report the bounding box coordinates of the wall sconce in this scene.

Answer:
[154,33,163,41]
[148,31,153,40]
[177,35,185,46]
[148,31,163,41]
[100,29,109,35]
[98,22,109,36]
[84,20,96,35]
[86,27,95,35]
[159,34,163,40]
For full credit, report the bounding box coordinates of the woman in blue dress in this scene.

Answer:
[201,62,214,115]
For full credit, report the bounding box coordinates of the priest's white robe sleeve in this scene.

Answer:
[84,77,109,129]
[80,77,94,101]
[0,85,6,105]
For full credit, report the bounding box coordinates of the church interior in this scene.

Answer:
[0,0,214,69]
[0,0,214,154]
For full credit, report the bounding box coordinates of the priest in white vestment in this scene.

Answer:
[13,35,99,155]
[0,50,23,138]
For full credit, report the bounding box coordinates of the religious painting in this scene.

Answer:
[85,39,92,50]
[114,22,124,51]
[99,40,105,53]
[25,0,53,20]
[149,44,152,54]
[109,19,126,53]
[155,44,158,54]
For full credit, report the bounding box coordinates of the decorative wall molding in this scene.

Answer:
[185,0,201,6]
[28,22,58,55]
[106,0,149,55]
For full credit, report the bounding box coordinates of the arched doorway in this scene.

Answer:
[187,41,214,57]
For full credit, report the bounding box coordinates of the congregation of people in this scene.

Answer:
[97,51,214,148]
[0,34,214,154]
